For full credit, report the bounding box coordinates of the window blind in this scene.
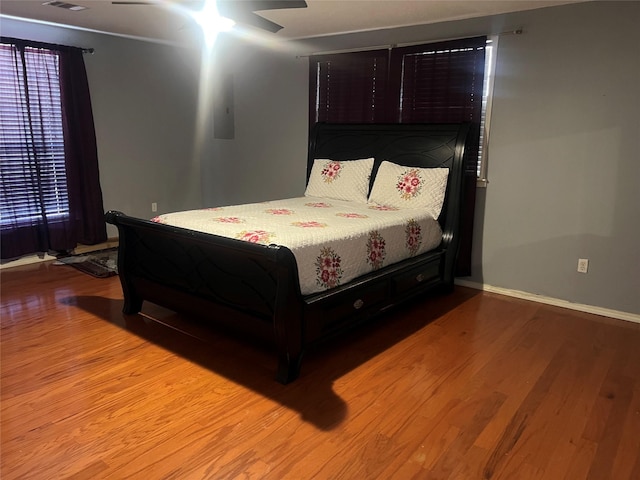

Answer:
[389,37,486,175]
[0,43,69,228]
[310,49,390,126]
[392,42,485,123]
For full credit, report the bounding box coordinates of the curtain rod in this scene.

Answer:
[1,36,96,54]
[297,28,522,58]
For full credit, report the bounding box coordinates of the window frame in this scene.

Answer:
[477,35,499,187]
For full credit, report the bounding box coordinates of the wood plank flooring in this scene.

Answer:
[1,261,639,479]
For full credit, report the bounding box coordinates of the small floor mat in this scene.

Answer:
[56,247,118,278]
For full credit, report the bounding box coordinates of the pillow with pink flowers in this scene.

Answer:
[368,161,449,218]
[304,157,374,203]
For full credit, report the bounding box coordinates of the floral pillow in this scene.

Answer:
[304,157,374,203]
[368,161,449,218]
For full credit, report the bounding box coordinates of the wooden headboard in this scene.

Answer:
[307,122,470,238]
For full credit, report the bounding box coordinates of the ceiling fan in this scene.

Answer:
[111,0,308,33]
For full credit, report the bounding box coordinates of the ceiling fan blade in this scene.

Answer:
[217,0,306,33]
[239,1,307,12]
[111,0,307,9]
[220,9,284,33]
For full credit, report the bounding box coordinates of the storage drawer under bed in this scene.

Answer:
[391,261,441,295]
[303,280,390,342]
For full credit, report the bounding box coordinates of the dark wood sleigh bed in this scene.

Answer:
[105,122,471,384]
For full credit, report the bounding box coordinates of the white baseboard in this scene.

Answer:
[454,279,640,325]
[0,252,58,269]
[0,239,119,271]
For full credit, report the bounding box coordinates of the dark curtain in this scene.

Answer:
[309,37,486,276]
[58,46,107,246]
[0,38,106,260]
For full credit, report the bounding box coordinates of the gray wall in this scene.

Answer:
[1,18,205,238]
[474,2,640,315]
[2,0,639,315]
[233,0,640,315]
[201,36,309,207]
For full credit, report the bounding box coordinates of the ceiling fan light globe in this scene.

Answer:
[190,0,235,46]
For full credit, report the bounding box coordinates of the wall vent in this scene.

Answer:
[42,1,88,11]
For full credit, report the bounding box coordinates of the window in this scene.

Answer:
[310,36,497,185]
[0,43,70,228]
[0,37,106,260]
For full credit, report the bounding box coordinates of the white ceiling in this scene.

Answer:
[1,0,585,46]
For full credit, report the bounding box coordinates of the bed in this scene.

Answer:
[105,122,471,384]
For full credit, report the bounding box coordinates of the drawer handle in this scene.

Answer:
[353,299,364,309]
[416,273,425,282]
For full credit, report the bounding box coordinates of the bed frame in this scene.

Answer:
[105,122,471,384]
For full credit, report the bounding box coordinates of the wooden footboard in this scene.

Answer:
[105,211,306,383]
[106,209,452,383]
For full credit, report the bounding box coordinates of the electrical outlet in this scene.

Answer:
[577,258,589,273]
[151,202,158,213]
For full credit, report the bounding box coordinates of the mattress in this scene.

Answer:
[152,197,443,295]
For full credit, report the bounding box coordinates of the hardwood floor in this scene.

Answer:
[1,262,639,479]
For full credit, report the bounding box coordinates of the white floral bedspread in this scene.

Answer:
[152,197,442,295]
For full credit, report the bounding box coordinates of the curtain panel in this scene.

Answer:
[0,37,106,260]
[57,45,107,246]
